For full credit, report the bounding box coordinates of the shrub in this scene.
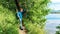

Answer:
[0,5,19,34]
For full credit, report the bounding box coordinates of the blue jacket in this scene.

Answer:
[17,11,22,20]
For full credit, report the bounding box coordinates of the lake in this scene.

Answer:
[45,14,60,34]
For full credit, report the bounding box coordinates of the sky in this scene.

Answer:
[49,0,60,10]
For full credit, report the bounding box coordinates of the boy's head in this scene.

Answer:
[20,8,23,12]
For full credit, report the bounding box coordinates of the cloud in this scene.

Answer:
[51,0,60,3]
[49,0,60,10]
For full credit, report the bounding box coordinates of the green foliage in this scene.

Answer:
[0,5,19,34]
[56,25,60,34]
[0,23,19,34]
[56,25,60,29]
[0,0,50,34]
[23,20,45,34]
[23,0,50,34]
[0,5,18,24]
[56,31,60,34]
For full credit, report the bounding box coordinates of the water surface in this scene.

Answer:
[45,14,60,34]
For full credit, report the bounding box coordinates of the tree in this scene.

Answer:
[0,0,50,34]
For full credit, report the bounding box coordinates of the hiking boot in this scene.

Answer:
[20,26,23,30]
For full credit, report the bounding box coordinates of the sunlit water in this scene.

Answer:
[45,14,60,34]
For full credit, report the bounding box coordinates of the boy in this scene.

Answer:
[16,8,24,30]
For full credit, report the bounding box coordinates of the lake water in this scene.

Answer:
[45,0,60,34]
[45,14,60,34]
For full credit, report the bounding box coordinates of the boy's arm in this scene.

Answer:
[23,9,28,16]
[16,9,20,18]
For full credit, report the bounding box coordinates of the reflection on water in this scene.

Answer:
[45,14,60,34]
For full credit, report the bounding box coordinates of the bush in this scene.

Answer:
[56,25,60,34]
[0,23,19,34]
[0,5,19,34]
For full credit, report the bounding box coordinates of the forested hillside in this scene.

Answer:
[0,0,50,34]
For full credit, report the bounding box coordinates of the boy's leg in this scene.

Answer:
[19,18,23,30]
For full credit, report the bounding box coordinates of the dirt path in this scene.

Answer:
[19,29,26,34]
